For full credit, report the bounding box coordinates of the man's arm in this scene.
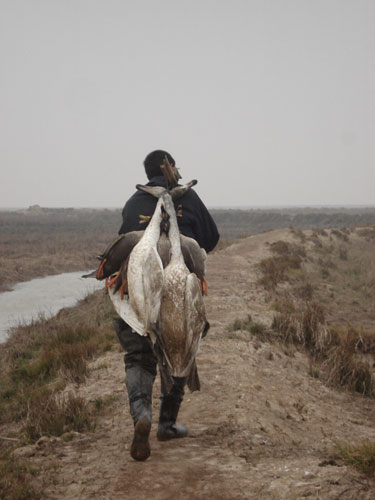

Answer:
[177,190,220,253]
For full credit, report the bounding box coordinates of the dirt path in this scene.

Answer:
[25,229,375,499]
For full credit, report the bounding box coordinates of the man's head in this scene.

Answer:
[144,150,175,180]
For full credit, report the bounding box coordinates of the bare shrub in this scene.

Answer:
[290,228,306,242]
[9,326,100,386]
[272,302,329,353]
[270,240,306,258]
[259,241,305,289]
[331,229,349,241]
[308,235,323,248]
[229,315,270,341]
[272,306,375,397]
[259,258,286,289]
[323,328,375,397]
[270,240,289,254]
[23,392,93,442]
[295,283,314,300]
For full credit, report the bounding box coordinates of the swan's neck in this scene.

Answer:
[144,197,163,242]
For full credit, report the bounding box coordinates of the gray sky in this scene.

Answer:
[1,0,374,208]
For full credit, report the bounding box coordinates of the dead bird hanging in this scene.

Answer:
[83,181,208,296]
[83,178,208,391]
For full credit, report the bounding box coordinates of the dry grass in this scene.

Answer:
[289,228,306,242]
[356,226,375,241]
[0,208,120,291]
[294,282,314,300]
[307,232,375,329]
[23,392,94,442]
[4,208,374,291]
[272,300,329,353]
[335,441,375,477]
[0,447,41,500]
[0,290,119,498]
[331,229,349,241]
[258,240,306,289]
[271,302,375,397]
[323,327,375,397]
[260,232,375,398]
[229,315,270,341]
[0,291,116,436]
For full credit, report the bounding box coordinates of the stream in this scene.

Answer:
[0,271,103,343]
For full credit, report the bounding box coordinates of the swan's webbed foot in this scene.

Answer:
[197,276,208,296]
[202,276,208,295]
[96,257,107,279]
[108,271,120,289]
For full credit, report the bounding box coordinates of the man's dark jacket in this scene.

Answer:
[119,176,219,253]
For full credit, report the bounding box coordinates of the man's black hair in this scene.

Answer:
[144,150,175,180]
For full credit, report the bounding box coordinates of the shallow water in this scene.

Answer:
[0,272,103,343]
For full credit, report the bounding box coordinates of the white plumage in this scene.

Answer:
[157,191,207,379]
[109,182,207,387]
[109,195,164,337]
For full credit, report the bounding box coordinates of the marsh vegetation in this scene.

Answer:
[2,205,375,291]
[2,208,375,496]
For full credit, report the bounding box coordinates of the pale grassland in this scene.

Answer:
[0,208,120,291]
[252,227,375,477]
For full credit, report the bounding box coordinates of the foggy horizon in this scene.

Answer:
[1,1,374,208]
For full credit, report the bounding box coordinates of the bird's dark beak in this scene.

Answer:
[160,204,170,233]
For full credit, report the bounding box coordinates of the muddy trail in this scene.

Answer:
[19,229,375,499]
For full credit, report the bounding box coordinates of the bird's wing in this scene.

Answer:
[108,285,146,336]
[180,235,206,280]
[179,273,206,374]
[105,231,143,273]
[99,234,126,260]
[142,246,164,329]
[95,231,144,280]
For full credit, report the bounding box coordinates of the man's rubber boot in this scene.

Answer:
[125,365,155,461]
[113,318,157,461]
[157,377,188,441]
